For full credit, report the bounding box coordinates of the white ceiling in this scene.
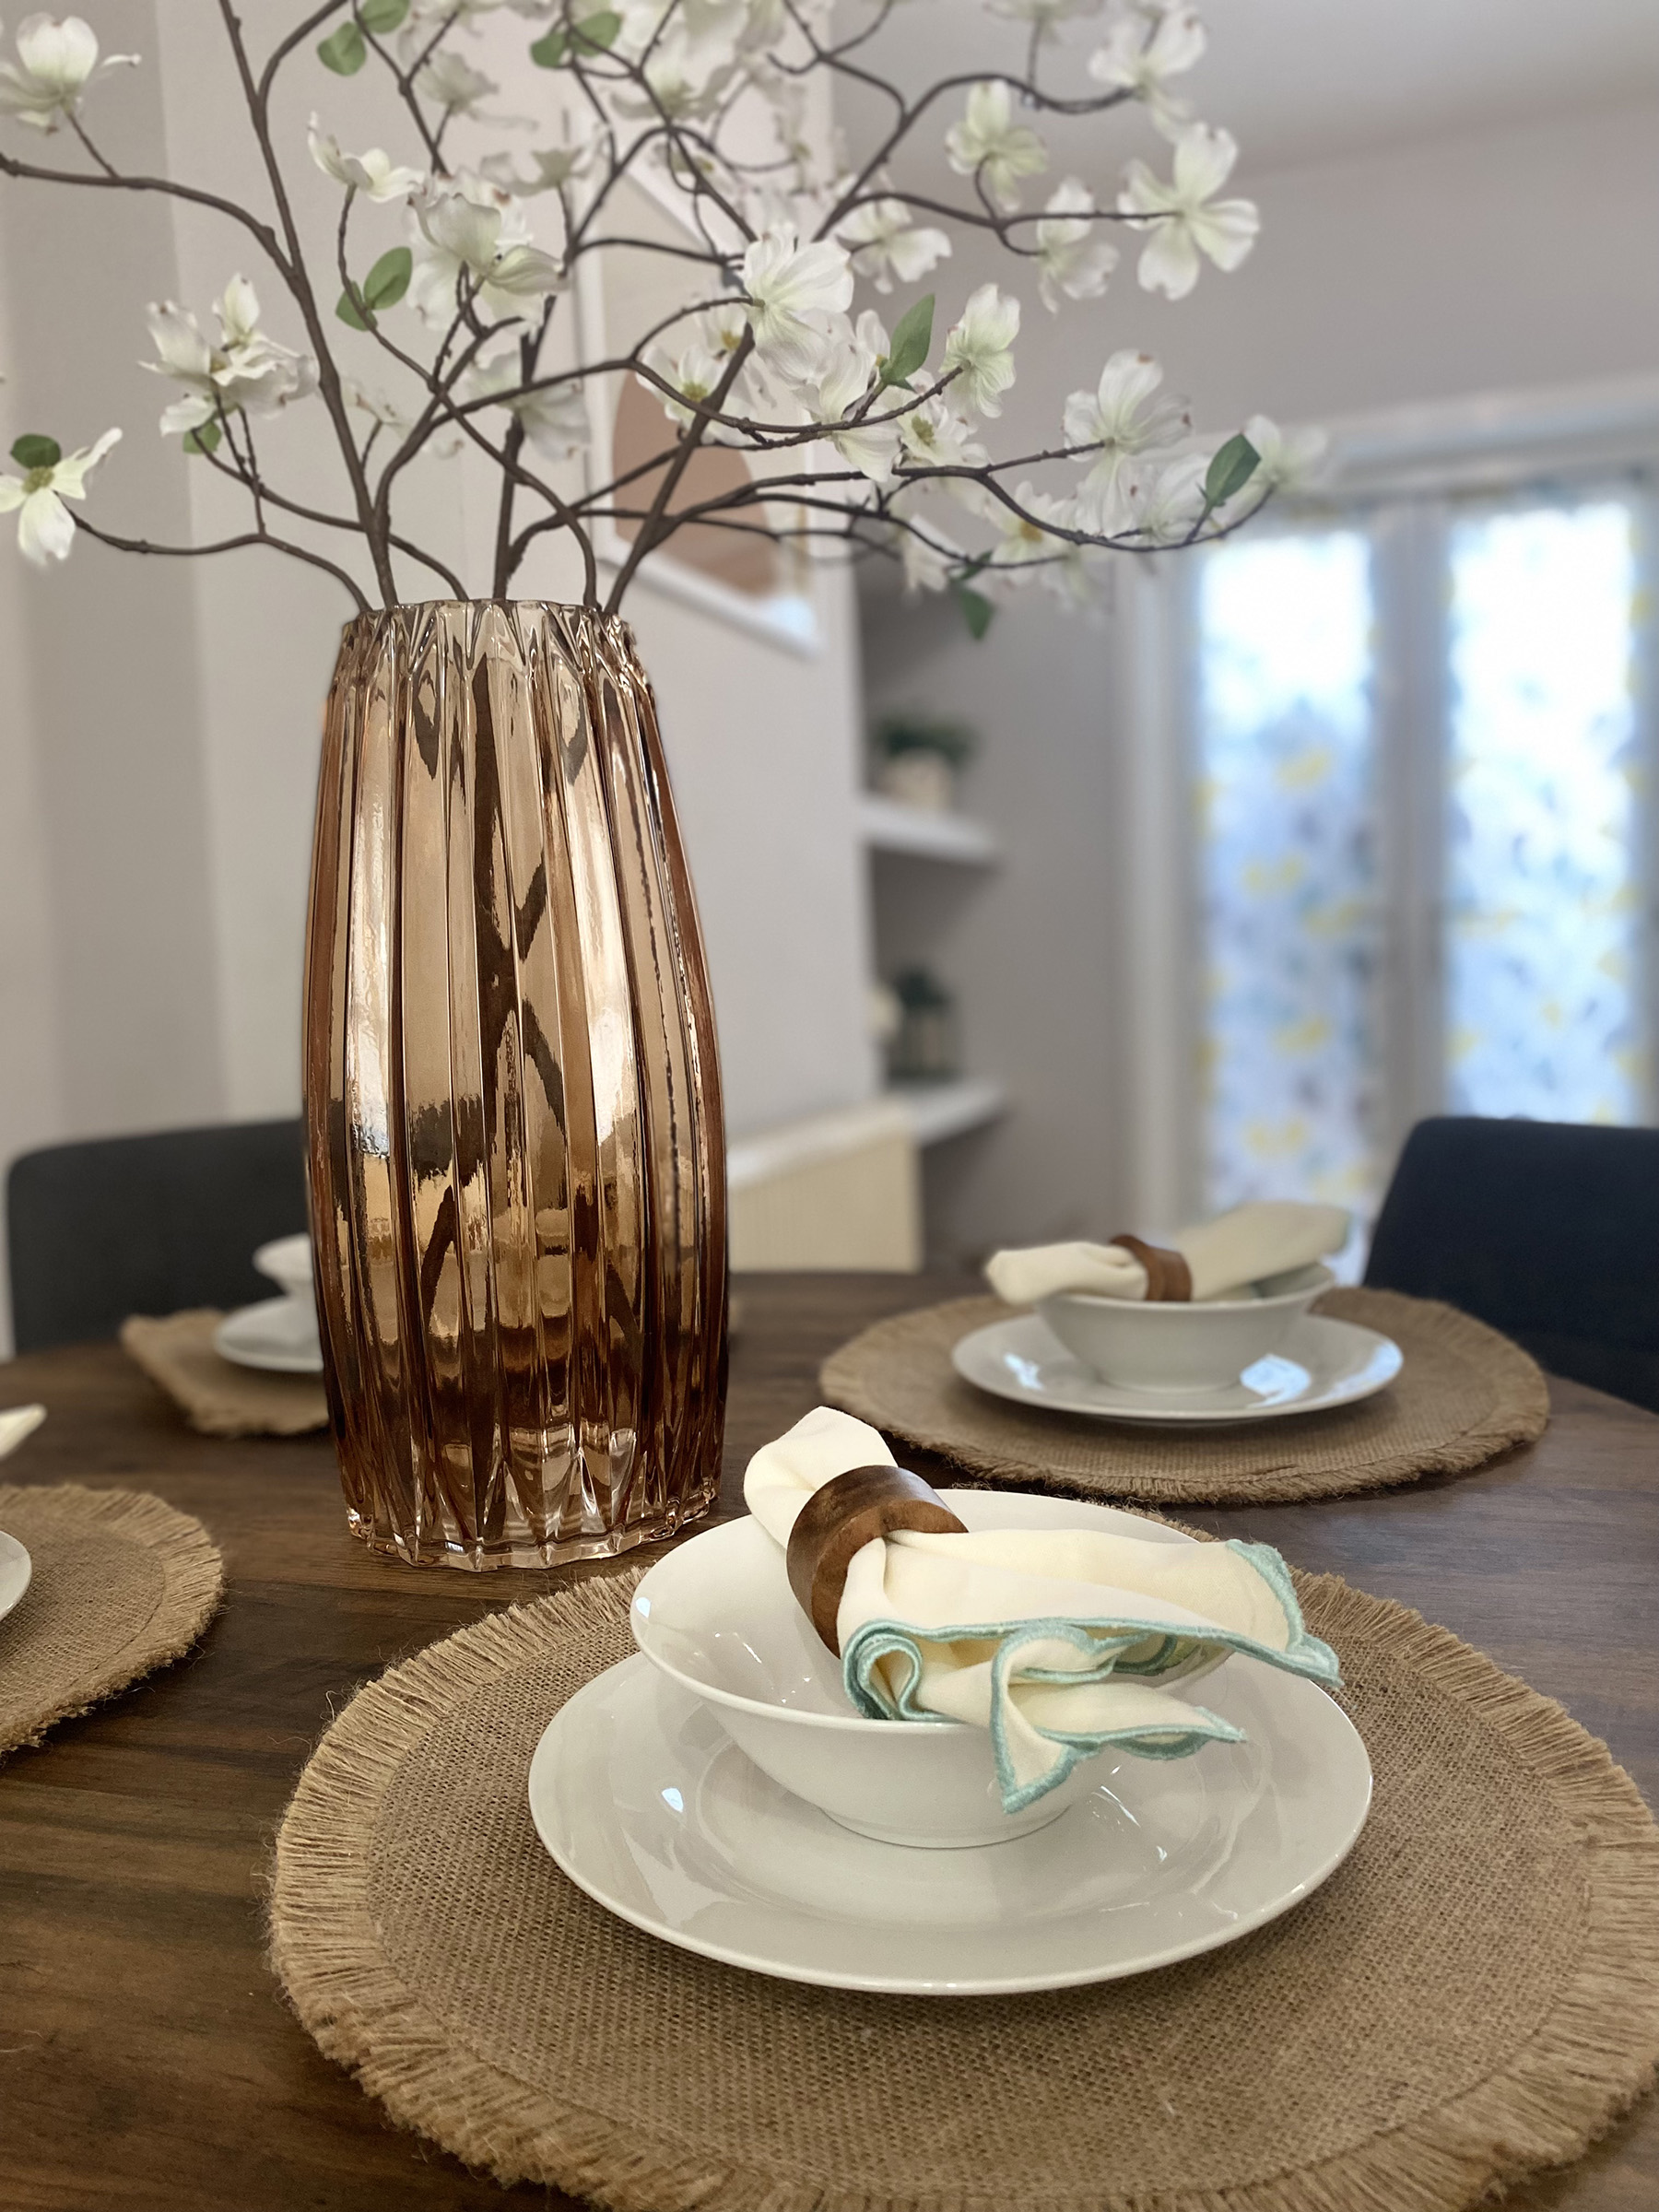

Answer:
[841,0,1659,172]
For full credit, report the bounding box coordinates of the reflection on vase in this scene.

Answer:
[303,603,727,1569]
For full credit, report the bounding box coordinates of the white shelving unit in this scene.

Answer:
[887,1077,1008,1148]
[856,793,1001,865]
[859,788,1007,1259]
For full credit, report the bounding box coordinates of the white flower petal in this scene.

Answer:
[18,484,74,563]
[1136,221,1202,299]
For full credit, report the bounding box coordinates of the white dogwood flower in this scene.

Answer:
[888,512,961,593]
[839,197,950,295]
[479,124,598,196]
[1088,6,1206,136]
[308,117,423,203]
[342,381,413,437]
[944,81,1047,212]
[1118,448,1210,542]
[143,276,316,434]
[742,223,853,382]
[0,13,135,133]
[1063,349,1189,528]
[1035,179,1117,312]
[987,482,1077,576]
[896,393,985,476]
[470,357,591,460]
[1118,125,1259,299]
[941,284,1019,418]
[1241,413,1328,492]
[415,50,500,118]
[612,20,736,120]
[640,338,744,439]
[0,425,119,563]
[409,177,564,326]
[805,335,899,487]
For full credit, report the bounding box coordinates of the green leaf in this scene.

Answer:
[335,245,412,329]
[571,9,621,49]
[953,583,994,641]
[358,0,408,29]
[318,18,366,72]
[533,9,619,65]
[10,433,61,470]
[1201,431,1260,513]
[879,293,934,392]
[182,422,222,457]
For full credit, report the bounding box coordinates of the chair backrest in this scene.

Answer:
[1365,1115,1659,1412]
[6,1119,308,1353]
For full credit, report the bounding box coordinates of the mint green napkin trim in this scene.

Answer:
[839,1537,1339,1814]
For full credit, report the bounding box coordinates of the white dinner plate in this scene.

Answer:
[952,1311,1403,1425]
[0,1529,32,1628]
[214,1296,324,1375]
[527,1649,1371,1997]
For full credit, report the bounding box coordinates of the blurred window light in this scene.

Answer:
[1445,499,1647,1123]
[1195,531,1382,1213]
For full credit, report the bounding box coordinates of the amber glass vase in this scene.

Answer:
[301,604,727,1568]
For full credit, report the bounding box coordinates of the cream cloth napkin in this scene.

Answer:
[985,1199,1349,1306]
[745,1406,1340,1813]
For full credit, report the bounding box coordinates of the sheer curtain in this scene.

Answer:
[1184,473,1653,1225]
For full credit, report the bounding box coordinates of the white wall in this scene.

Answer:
[862,94,1659,1262]
[0,2,228,1347]
[0,16,874,1348]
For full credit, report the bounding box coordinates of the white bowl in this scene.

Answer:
[1039,1264,1335,1394]
[254,1233,313,1302]
[629,1491,1195,1850]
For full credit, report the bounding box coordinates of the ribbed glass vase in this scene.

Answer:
[301,603,727,1569]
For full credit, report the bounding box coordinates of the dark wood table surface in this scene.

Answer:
[2,1272,1656,2212]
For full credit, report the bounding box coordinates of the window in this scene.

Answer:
[1444,500,1646,1123]
[1195,530,1379,1211]
[1187,470,1654,1221]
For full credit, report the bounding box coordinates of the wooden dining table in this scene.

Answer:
[1,1270,1656,2212]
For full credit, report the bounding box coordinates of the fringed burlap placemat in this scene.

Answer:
[270,1567,1659,2212]
[820,1287,1549,1504]
[122,1310,329,1437]
[0,1484,224,1759]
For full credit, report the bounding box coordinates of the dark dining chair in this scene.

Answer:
[6,1117,309,1353]
[1364,1115,1659,1413]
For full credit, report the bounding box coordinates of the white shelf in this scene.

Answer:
[857,794,1000,865]
[887,1077,1008,1147]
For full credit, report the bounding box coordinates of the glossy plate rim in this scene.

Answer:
[213,1296,324,1375]
[952,1311,1403,1425]
[0,1528,33,1626]
[526,1651,1372,1996]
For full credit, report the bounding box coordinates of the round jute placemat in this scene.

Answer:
[269,1567,1659,2212]
[820,1287,1550,1505]
[0,1484,225,1760]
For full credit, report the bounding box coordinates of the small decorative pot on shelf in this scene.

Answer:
[869,713,978,817]
[886,967,960,1084]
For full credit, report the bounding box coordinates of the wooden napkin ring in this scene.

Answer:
[785,1465,968,1656]
[1110,1232,1194,1302]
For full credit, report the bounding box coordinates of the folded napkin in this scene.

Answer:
[985,1199,1348,1306]
[0,1405,46,1461]
[745,1406,1339,1813]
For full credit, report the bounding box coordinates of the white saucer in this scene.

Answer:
[953,1312,1402,1425]
[214,1296,324,1375]
[527,1650,1371,1996]
[0,1529,32,1627]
